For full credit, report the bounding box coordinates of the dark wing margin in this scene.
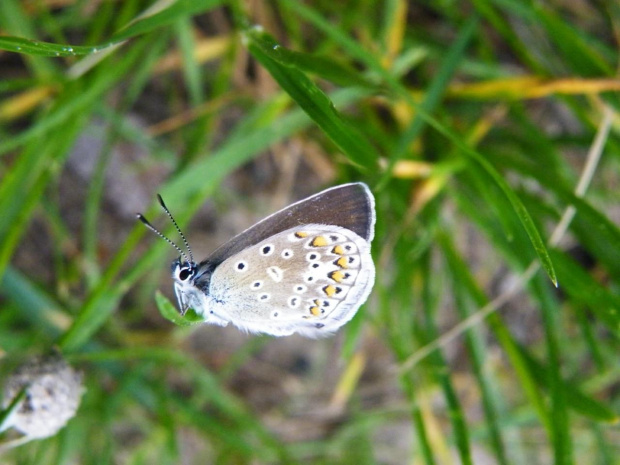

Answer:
[202,182,375,267]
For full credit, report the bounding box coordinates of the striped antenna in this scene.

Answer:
[137,194,194,264]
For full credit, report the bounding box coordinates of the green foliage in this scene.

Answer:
[0,0,618,463]
[155,292,204,327]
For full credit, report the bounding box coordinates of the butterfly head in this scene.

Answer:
[170,258,199,315]
[171,257,196,282]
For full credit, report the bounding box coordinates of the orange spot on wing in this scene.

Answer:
[332,245,345,255]
[329,271,345,282]
[311,236,328,247]
[323,285,336,297]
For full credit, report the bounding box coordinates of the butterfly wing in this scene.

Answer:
[206,224,375,337]
[198,183,375,272]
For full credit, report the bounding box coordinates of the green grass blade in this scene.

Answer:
[174,17,204,104]
[517,344,618,423]
[155,291,203,327]
[0,387,27,433]
[498,153,620,281]
[0,118,86,278]
[109,0,224,44]
[564,195,620,279]
[420,253,473,465]
[529,5,612,75]
[451,186,618,425]
[465,154,557,286]
[550,250,620,333]
[0,37,153,156]
[457,159,557,287]
[243,27,379,170]
[249,40,376,89]
[530,275,573,464]
[439,233,509,464]
[0,0,55,75]
[0,36,112,57]
[449,189,554,432]
[387,16,479,169]
[0,267,68,336]
[0,0,224,58]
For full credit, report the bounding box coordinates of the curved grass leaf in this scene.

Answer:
[457,160,557,286]
[550,250,620,333]
[447,198,617,425]
[498,155,620,282]
[0,36,112,57]
[528,6,612,76]
[0,267,68,336]
[253,43,376,89]
[517,344,619,423]
[444,191,553,431]
[109,0,224,44]
[564,195,620,279]
[155,291,204,327]
[439,233,509,464]
[0,0,224,57]
[419,252,473,465]
[243,27,379,170]
[530,275,572,464]
[467,150,557,286]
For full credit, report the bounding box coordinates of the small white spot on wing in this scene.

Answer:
[267,266,284,282]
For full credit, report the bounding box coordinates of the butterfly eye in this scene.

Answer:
[178,268,192,281]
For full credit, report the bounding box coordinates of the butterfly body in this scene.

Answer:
[141,183,376,337]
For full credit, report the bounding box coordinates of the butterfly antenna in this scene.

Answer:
[155,194,195,263]
[136,213,192,264]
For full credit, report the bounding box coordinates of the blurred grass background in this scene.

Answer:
[0,0,619,463]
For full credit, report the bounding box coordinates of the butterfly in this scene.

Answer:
[138,183,375,337]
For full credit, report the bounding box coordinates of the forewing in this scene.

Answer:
[201,183,375,270]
